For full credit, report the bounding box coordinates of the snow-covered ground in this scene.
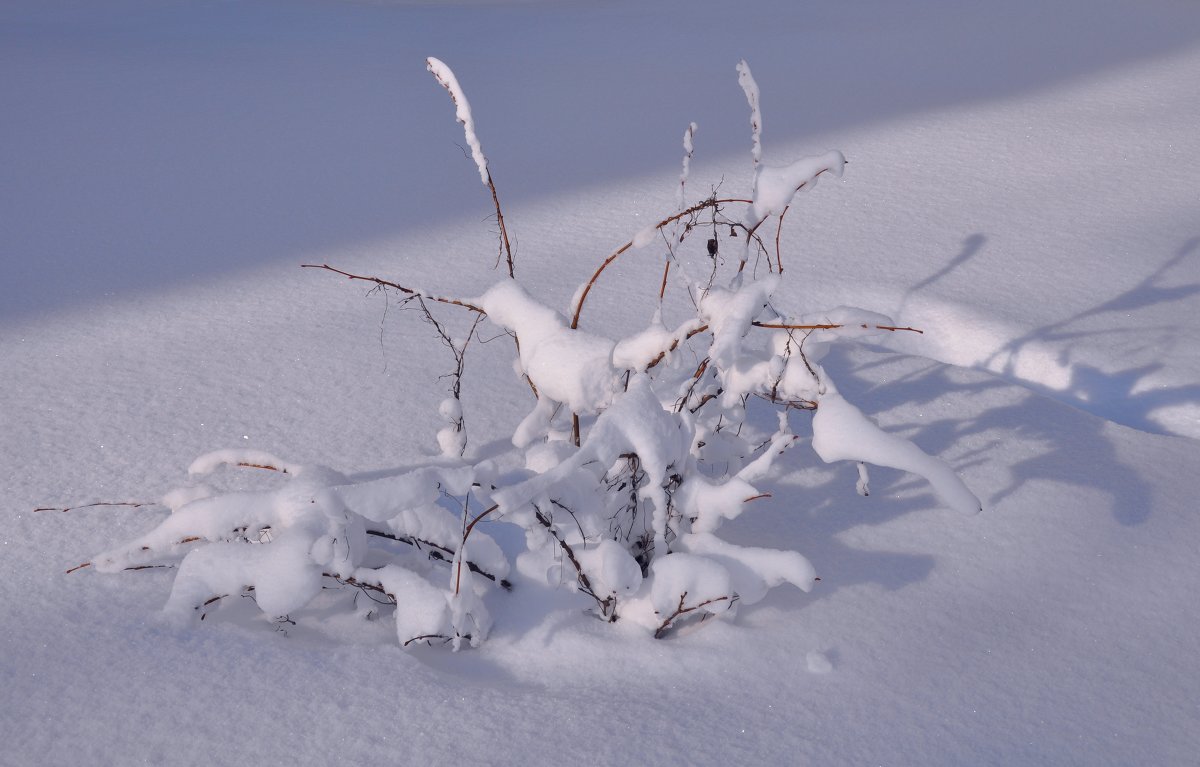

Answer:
[3,1,1199,764]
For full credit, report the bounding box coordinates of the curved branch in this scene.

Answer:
[742,164,842,267]
[774,205,789,273]
[570,197,752,330]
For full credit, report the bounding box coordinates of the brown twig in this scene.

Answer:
[631,317,922,379]
[235,462,289,473]
[752,321,924,334]
[454,504,500,595]
[742,164,842,267]
[35,501,154,513]
[404,633,454,648]
[775,205,789,273]
[487,171,515,278]
[305,262,542,401]
[570,197,752,330]
[68,531,203,575]
[367,528,510,589]
[674,357,712,413]
[326,573,392,599]
[689,391,721,414]
[300,264,486,314]
[643,324,711,372]
[653,591,737,638]
[534,507,612,618]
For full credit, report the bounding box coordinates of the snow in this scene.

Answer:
[574,538,643,598]
[812,389,982,515]
[736,59,762,168]
[678,121,697,210]
[426,57,490,185]
[750,149,847,222]
[4,0,1200,765]
[479,278,620,414]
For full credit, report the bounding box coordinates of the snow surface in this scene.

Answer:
[4,0,1200,764]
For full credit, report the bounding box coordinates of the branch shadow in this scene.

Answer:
[730,330,1158,620]
[832,346,1153,527]
[982,236,1200,436]
[906,233,988,296]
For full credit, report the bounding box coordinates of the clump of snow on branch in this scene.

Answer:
[78,58,979,650]
[679,121,697,210]
[736,60,762,168]
[751,150,846,222]
[426,57,490,185]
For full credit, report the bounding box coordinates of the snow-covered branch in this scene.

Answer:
[71,58,979,652]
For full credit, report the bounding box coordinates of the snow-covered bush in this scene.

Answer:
[73,59,979,649]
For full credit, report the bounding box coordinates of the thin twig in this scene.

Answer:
[454,504,500,595]
[741,164,842,268]
[366,528,510,589]
[752,321,923,334]
[300,264,485,314]
[775,205,789,273]
[534,507,612,617]
[34,501,154,513]
[487,171,515,278]
[653,591,737,638]
[326,573,394,602]
[643,324,710,372]
[236,462,289,473]
[404,633,454,647]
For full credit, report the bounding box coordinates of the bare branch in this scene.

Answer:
[534,506,614,618]
[366,528,510,589]
[488,172,515,278]
[775,205,789,273]
[35,501,154,513]
[301,264,486,314]
[570,197,752,330]
[235,462,289,473]
[654,591,738,638]
[752,321,923,334]
[454,503,501,595]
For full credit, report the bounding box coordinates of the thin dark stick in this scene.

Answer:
[301,264,485,314]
